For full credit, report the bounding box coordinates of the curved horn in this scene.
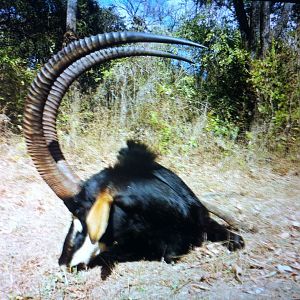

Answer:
[43,46,193,151]
[23,31,204,208]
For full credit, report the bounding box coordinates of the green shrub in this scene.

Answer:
[0,48,35,125]
[250,43,300,153]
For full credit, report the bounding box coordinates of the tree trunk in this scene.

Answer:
[296,19,300,66]
[66,0,77,32]
[119,75,128,128]
[260,1,271,58]
[232,0,251,50]
[63,0,78,46]
[250,1,261,57]
[273,3,294,39]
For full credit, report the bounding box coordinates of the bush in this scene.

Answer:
[180,16,255,135]
[250,43,300,153]
[0,48,35,126]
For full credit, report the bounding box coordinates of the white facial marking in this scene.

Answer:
[69,235,100,267]
[73,218,83,233]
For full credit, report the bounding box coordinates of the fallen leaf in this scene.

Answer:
[293,275,300,282]
[279,232,290,239]
[249,259,264,269]
[236,204,243,212]
[232,264,243,283]
[276,265,293,273]
[291,262,300,271]
[264,271,277,278]
[191,283,210,291]
[244,287,265,295]
[292,221,300,231]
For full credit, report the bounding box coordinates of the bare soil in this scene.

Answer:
[1,137,300,299]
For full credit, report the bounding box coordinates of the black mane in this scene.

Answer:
[115,140,157,174]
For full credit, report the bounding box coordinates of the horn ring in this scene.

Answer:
[23,31,204,209]
[43,46,194,170]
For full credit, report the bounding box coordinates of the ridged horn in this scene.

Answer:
[43,46,194,154]
[23,31,204,208]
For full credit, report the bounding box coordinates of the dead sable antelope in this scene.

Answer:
[23,32,244,269]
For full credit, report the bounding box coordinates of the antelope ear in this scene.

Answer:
[86,189,114,243]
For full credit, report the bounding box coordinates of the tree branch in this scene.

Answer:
[273,3,294,39]
[200,196,258,233]
[260,1,271,57]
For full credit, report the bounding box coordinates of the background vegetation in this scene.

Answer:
[1,0,299,161]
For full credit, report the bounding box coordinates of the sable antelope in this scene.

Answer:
[23,32,244,269]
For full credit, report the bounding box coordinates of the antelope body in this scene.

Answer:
[23,32,244,269]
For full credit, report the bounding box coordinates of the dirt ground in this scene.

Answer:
[0,137,300,299]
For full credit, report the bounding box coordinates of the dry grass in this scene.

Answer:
[0,134,300,299]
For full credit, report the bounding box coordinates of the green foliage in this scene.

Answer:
[178,13,299,153]
[181,16,255,132]
[0,48,35,124]
[146,111,174,153]
[57,56,201,154]
[250,43,300,152]
[0,0,298,158]
[0,0,65,63]
[205,112,239,140]
[74,1,125,91]
[76,1,125,36]
[203,30,254,132]
[0,0,124,63]
[0,0,124,124]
